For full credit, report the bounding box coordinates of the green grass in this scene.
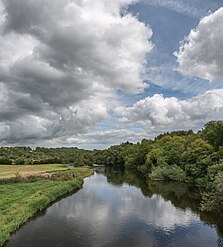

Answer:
[0,164,67,179]
[0,167,93,246]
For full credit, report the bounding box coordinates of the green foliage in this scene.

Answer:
[146,147,165,170]
[94,140,153,173]
[93,121,222,188]
[148,165,186,182]
[0,147,96,166]
[0,156,12,164]
[208,162,223,180]
[200,121,223,151]
[201,172,223,213]
[181,137,213,166]
[155,130,193,141]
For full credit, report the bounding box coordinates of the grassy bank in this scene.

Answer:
[0,167,93,246]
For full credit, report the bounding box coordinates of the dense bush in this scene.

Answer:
[148,165,186,182]
[201,121,223,151]
[207,163,223,180]
[201,172,223,213]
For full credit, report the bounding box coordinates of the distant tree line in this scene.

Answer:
[0,146,96,167]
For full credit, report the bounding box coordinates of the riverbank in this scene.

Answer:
[0,166,93,246]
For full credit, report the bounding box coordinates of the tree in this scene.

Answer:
[201,121,223,151]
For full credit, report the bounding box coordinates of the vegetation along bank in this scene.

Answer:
[94,121,223,215]
[0,166,93,246]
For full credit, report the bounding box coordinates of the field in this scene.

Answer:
[0,166,93,246]
[0,164,67,179]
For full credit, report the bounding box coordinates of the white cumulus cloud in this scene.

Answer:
[175,7,223,81]
[115,89,223,132]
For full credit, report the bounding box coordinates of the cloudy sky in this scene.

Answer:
[0,0,223,148]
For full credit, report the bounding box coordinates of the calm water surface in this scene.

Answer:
[5,168,223,247]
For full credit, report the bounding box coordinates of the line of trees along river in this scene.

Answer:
[0,121,223,215]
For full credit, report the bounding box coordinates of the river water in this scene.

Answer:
[5,168,223,247]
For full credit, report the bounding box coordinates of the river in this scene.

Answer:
[4,168,223,247]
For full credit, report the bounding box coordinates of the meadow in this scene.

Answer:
[0,166,93,246]
[0,164,67,179]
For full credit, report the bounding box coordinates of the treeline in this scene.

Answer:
[95,122,223,183]
[94,121,223,213]
[0,147,97,166]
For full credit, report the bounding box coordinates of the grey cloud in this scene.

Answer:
[2,0,64,34]
[74,128,150,145]
[10,57,90,107]
[0,99,109,145]
[0,0,153,145]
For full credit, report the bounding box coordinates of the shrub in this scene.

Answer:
[201,172,223,213]
[148,165,186,182]
[208,163,223,180]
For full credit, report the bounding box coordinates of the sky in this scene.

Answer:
[0,0,223,149]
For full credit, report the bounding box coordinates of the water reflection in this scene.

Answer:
[104,168,223,237]
[5,168,223,247]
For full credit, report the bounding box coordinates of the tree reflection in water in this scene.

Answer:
[100,166,223,244]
